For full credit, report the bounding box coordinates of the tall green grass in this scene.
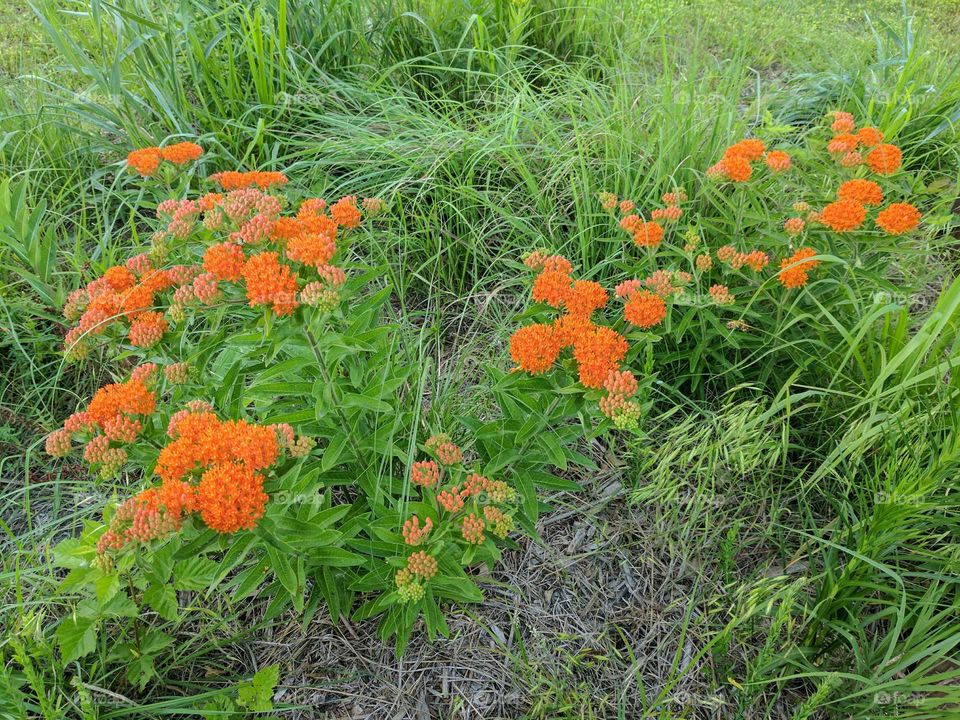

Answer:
[1,1,959,717]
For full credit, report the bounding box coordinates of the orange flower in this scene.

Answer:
[573,325,629,388]
[160,142,203,165]
[820,199,866,232]
[634,221,664,248]
[195,462,268,533]
[86,379,156,429]
[402,515,433,546]
[156,411,279,484]
[203,242,246,281]
[461,514,486,544]
[128,311,168,348]
[614,279,642,299]
[709,284,734,305]
[286,231,337,268]
[831,111,855,134]
[856,126,883,147]
[624,290,666,329]
[438,486,465,513]
[866,144,902,175]
[695,253,713,271]
[552,313,594,348]
[425,433,463,466]
[531,269,571,308]
[103,266,136,292]
[411,460,440,487]
[743,250,769,272]
[875,203,921,235]
[619,199,635,213]
[330,196,361,229]
[406,550,438,579]
[103,416,143,443]
[242,252,299,316]
[566,280,608,318]
[651,206,683,222]
[620,214,640,232]
[778,247,820,289]
[540,254,573,274]
[510,323,561,374]
[726,139,766,161]
[127,147,162,176]
[837,179,883,206]
[719,154,752,182]
[97,480,196,553]
[603,369,638,396]
[784,217,805,236]
[45,429,72,457]
[827,134,859,154]
[764,151,791,172]
[209,171,288,190]
[840,151,863,167]
[717,245,737,263]
[192,272,219,305]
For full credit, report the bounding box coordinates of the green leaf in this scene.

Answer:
[309,546,367,567]
[538,433,568,470]
[95,573,120,604]
[341,393,392,414]
[174,556,218,591]
[236,664,280,712]
[322,431,350,471]
[266,545,304,611]
[144,583,179,622]
[56,616,97,663]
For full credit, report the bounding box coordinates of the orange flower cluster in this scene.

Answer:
[599,369,641,429]
[707,139,776,182]
[157,409,279,484]
[128,311,168,348]
[513,253,639,391]
[204,242,246,281]
[875,203,921,235]
[866,144,902,175]
[82,407,287,541]
[97,480,196,553]
[196,462,269,533]
[242,252,299,316]
[784,217,806,236]
[820,199,866,232]
[127,142,204,177]
[461,513,485,544]
[425,434,463,466]
[764,150,791,172]
[402,515,433,546]
[624,290,667,329]
[161,142,204,165]
[63,263,179,358]
[209,170,288,190]
[709,284,734,305]
[837,179,883,206]
[778,247,820,289]
[824,113,899,175]
[411,460,440,487]
[330,196,362,229]
[48,377,156,476]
